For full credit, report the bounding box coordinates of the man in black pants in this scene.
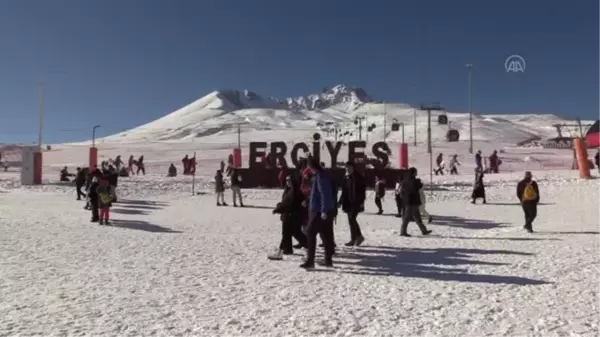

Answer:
[74,167,87,201]
[516,171,540,233]
[88,176,100,222]
[339,161,366,246]
[301,157,335,269]
[400,167,432,237]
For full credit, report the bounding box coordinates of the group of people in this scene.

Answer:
[167,154,198,177]
[260,154,545,269]
[63,165,119,225]
[265,157,434,269]
[433,150,502,176]
[214,164,244,207]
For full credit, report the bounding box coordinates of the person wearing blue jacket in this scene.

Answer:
[301,157,336,269]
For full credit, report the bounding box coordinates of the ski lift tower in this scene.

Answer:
[420,103,445,195]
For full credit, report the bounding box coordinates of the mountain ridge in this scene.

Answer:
[100,84,581,144]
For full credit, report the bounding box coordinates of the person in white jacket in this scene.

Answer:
[419,187,433,224]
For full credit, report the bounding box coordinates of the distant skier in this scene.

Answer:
[114,155,124,172]
[128,155,135,176]
[182,155,189,175]
[489,150,501,173]
[475,150,483,171]
[136,155,145,175]
[434,153,445,175]
[517,171,540,233]
[167,163,177,177]
[60,166,73,182]
[449,154,460,175]
[188,154,196,175]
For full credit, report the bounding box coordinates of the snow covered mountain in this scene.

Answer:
[102,84,582,145]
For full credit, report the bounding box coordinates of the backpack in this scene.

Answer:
[100,192,112,205]
[522,182,537,201]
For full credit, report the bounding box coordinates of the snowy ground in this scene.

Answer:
[1,145,598,336]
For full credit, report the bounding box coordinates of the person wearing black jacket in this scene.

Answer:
[269,174,307,260]
[107,166,119,203]
[516,171,540,233]
[88,176,101,222]
[339,161,367,246]
[595,150,599,173]
[400,167,432,237]
[74,167,87,201]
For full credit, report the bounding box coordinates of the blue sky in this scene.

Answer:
[0,0,598,143]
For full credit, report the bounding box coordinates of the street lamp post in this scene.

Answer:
[92,125,101,147]
[466,64,473,154]
[37,83,44,150]
[383,103,387,143]
[354,116,366,140]
[421,103,445,196]
[413,108,417,146]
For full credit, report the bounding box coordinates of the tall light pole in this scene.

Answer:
[421,103,444,196]
[354,116,366,140]
[466,64,473,154]
[383,103,387,142]
[413,108,417,146]
[37,83,44,150]
[92,125,101,147]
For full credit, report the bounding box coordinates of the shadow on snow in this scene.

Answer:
[334,246,549,285]
[430,215,508,230]
[109,219,182,233]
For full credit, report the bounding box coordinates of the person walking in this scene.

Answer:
[434,153,445,175]
[400,167,432,237]
[394,177,404,218]
[595,150,599,174]
[471,167,487,204]
[339,161,366,247]
[517,171,540,233]
[301,157,335,269]
[449,154,460,175]
[74,167,87,201]
[374,176,385,215]
[269,173,307,260]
